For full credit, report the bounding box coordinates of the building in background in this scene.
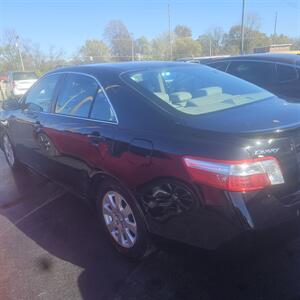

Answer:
[253,44,297,54]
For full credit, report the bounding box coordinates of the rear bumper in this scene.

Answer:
[147,188,300,251]
[230,189,300,231]
[218,189,300,250]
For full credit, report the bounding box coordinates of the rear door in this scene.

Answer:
[40,73,118,196]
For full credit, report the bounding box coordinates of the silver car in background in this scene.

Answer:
[5,71,38,99]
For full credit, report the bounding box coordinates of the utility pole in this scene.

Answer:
[209,38,212,56]
[16,36,25,71]
[274,11,278,37]
[240,0,246,55]
[168,4,173,60]
[131,33,135,61]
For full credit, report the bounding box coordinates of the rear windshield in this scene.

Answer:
[123,65,273,115]
[13,72,38,80]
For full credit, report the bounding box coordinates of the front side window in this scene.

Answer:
[90,87,117,122]
[227,61,276,86]
[123,65,273,116]
[55,74,98,118]
[25,74,61,112]
[277,64,298,82]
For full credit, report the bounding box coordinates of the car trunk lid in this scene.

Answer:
[184,97,300,135]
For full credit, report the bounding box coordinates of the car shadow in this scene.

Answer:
[2,167,300,300]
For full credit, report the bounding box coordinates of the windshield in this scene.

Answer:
[124,65,273,115]
[13,72,38,80]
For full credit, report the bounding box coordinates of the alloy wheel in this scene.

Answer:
[102,191,137,248]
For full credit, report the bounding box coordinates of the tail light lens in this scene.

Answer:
[183,156,284,192]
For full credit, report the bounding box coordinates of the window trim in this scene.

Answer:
[24,71,119,125]
[52,71,118,125]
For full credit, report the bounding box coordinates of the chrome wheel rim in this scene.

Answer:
[102,191,137,248]
[3,135,14,166]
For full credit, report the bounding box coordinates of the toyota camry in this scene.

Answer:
[1,62,300,259]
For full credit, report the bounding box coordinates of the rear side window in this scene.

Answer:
[55,74,98,118]
[90,88,117,122]
[277,64,298,82]
[25,74,61,112]
[207,61,229,72]
[123,65,273,116]
[227,61,276,86]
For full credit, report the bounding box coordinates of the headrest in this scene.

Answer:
[196,87,223,97]
[170,92,192,104]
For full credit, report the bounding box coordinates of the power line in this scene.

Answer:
[168,3,173,60]
[274,11,278,36]
[240,0,246,55]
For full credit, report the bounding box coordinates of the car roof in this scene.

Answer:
[204,53,300,66]
[48,61,195,76]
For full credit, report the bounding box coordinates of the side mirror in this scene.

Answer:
[2,98,21,110]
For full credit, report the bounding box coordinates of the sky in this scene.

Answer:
[0,0,299,58]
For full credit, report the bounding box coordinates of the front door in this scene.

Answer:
[8,74,62,171]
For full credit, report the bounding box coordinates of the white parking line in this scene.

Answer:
[0,190,65,237]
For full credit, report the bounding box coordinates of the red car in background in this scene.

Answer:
[0,73,8,82]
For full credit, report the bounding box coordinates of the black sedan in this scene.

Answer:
[201,53,300,102]
[1,62,300,259]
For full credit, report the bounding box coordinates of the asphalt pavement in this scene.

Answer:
[1,151,300,300]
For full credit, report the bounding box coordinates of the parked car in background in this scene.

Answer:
[5,71,38,99]
[201,53,300,102]
[2,62,300,259]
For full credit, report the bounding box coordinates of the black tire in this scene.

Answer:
[96,180,154,260]
[2,133,21,170]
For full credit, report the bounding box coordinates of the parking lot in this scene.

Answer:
[1,150,300,300]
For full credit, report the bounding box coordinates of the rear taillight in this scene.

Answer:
[183,156,284,192]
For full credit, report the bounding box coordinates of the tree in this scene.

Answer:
[151,33,170,60]
[0,29,23,71]
[223,25,270,54]
[104,20,132,61]
[198,27,224,56]
[172,37,202,60]
[270,34,293,45]
[0,30,66,75]
[77,39,110,62]
[292,38,300,50]
[135,36,152,60]
[174,25,192,38]
[223,13,270,54]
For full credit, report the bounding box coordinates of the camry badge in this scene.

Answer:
[255,148,280,155]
